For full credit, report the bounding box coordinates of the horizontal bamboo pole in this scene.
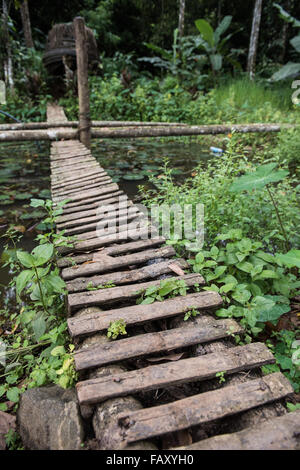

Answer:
[0,123,294,142]
[0,120,188,131]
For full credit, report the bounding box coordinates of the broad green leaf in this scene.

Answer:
[276,250,300,268]
[15,270,34,295]
[214,15,232,44]
[17,251,35,268]
[32,316,47,342]
[290,35,300,53]
[30,198,45,208]
[255,251,275,264]
[46,274,66,293]
[274,3,300,27]
[195,252,204,263]
[237,261,254,273]
[32,244,54,266]
[51,346,65,357]
[220,283,236,293]
[271,62,300,81]
[195,19,214,47]
[254,269,280,280]
[232,286,251,304]
[229,164,288,192]
[258,303,290,322]
[6,387,20,403]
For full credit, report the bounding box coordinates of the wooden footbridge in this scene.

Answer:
[1,16,299,450]
[46,103,299,450]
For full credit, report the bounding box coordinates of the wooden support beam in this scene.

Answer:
[0,123,294,142]
[74,17,91,148]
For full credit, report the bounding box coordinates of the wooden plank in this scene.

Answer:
[52,176,112,194]
[52,184,119,203]
[75,318,243,372]
[176,410,300,450]
[76,342,273,404]
[58,227,153,255]
[67,291,223,337]
[51,162,99,174]
[66,258,188,292]
[68,273,204,311]
[51,168,105,184]
[117,372,293,444]
[62,245,175,280]
[57,199,132,224]
[50,152,92,162]
[60,192,124,214]
[52,179,113,197]
[57,204,138,230]
[58,237,166,268]
[62,212,144,236]
[51,157,96,168]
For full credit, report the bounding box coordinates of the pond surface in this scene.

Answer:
[0,137,213,311]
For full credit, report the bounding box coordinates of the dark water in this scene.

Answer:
[0,137,213,310]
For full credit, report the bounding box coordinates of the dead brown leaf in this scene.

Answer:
[168,262,185,276]
[147,352,185,363]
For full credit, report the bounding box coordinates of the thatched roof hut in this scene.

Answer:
[43,22,99,73]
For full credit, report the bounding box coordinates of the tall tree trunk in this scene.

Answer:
[279,0,291,63]
[2,0,14,93]
[247,0,263,80]
[20,0,34,49]
[178,0,185,38]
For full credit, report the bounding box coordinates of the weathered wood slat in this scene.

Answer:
[59,192,125,214]
[176,410,300,450]
[62,245,175,280]
[51,169,106,185]
[58,237,166,268]
[51,157,95,168]
[58,227,153,255]
[51,162,99,174]
[52,184,119,203]
[68,273,204,311]
[67,291,223,336]
[66,258,187,292]
[57,199,132,224]
[117,372,293,444]
[61,214,147,239]
[62,211,143,236]
[75,318,243,372]
[57,205,139,230]
[52,176,112,195]
[52,179,113,197]
[76,343,273,404]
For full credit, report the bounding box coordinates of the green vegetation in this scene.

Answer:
[136,278,188,304]
[0,199,76,411]
[107,319,127,340]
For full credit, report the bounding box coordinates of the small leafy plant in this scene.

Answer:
[189,229,300,337]
[0,199,77,410]
[136,278,188,305]
[216,371,227,384]
[107,319,127,340]
[184,307,201,321]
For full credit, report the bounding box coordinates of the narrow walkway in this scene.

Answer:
[47,104,299,450]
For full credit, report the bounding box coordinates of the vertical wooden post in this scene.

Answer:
[73,16,91,148]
